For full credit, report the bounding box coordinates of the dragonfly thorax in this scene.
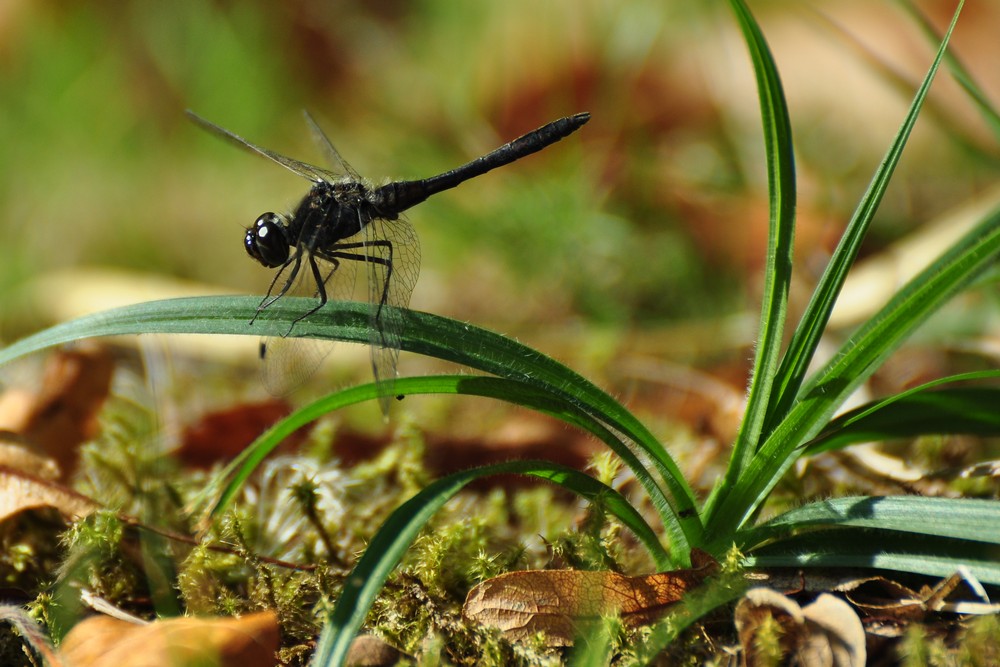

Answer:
[245,212,291,268]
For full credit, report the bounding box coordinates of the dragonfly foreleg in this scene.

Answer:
[252,249,303,324]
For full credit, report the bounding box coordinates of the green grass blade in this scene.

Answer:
[719,0,796,483]
[815,3,991,163]
[746,530,1000,585]
[568,618,616,667]
[807,378,1000,454]
[743,496,1000,584]
[395,307,700,544]
[191,380,387,522]
[631,572,749,664]
[310,460,666,667]
[798,211,1000,407]
[197,374,676,567]
[0,296,700,550]
[742,495,1000,547]
[902,0,1000,141]
[705,205,1000,543]
[763,1,966,435]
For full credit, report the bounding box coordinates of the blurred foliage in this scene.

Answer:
[0,0,997,339]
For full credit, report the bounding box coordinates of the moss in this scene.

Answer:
[955,614,1000,667]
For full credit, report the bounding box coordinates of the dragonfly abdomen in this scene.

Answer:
[370,113,591,216]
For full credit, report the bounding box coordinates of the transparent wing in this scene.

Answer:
[362,214,421,414]
[306,212,420,412]
[193,109,421,411]
[301,109,422,411]
[302,110,365,183]
[259,212,419,411]
[257,249,360,396]
[186,110,339,184]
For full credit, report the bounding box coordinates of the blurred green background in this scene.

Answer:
[1,1,997,359]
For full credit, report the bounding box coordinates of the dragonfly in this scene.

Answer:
[188,109,591,413]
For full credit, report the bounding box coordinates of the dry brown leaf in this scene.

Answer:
[734,588,865,667]
[928,459,1000,482]
[0,465,99,522]
[837,576,927,621]
[425,417,596,488]
[0,440,61,479]
[58,611,280,667]
[838,572,1000,619]
[176,398,309,469]
[463,552,717,646]
[0,344,113,479]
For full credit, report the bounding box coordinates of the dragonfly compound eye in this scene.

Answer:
[245,212,290,267]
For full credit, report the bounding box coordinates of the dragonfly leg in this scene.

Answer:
[363,240,395,312]
[252,250,302,324]
[292,253,332,325]
[322,239,394,316]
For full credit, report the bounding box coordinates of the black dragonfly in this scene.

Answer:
[188,109,590,412]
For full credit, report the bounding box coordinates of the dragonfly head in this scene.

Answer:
[245,212,291,268]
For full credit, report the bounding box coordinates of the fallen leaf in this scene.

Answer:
[425,413,597,488]
[734,588,865,667]
[0,344,113,479]
[463,551,717,646]
[176,398,310,468]
[929,458,1000,482]
[836,576,927,622]
[0,465,99,522]
[58,611,280,667]
[837,572,1000,619]
[0,440,61,479]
